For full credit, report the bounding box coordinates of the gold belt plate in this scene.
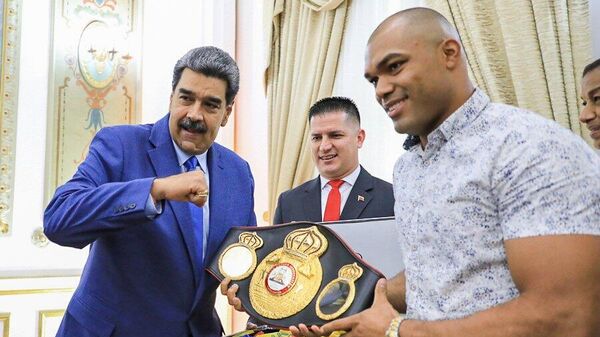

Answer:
[249,226,328,319]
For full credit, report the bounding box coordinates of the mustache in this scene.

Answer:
[179,118,208,133]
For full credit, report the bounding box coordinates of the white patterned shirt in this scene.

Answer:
[393,89,600,320]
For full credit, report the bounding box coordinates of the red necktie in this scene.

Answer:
[323,180,344,221]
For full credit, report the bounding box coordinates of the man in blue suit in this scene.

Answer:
[44,46,256,337]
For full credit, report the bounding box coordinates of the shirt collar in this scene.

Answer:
[402,88,490,151]
[320,165,361,190]
[172,140,208,173]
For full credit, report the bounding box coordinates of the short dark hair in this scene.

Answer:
[171,46,240,104]
[308,96,361,125]
[583,58,600,78]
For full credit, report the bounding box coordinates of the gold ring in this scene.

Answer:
[196,190,209,198]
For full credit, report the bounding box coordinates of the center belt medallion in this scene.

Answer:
[249,226,328,319]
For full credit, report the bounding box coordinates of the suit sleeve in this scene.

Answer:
[272,192,284,225]
[43,128,155,249]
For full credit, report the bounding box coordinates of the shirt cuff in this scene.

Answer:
[144,194,163,219]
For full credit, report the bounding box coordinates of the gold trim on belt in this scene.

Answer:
[218,232,263,281]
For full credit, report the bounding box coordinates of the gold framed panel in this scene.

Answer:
[0,0,22,236]
[44,0,140,203]
[0,287,74,296]
[0,312,9,337]
[38,309,65,337]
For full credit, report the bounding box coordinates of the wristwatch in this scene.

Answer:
[385,315,406,337]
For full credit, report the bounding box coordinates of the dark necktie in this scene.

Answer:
[323,179,344,221]
[183,156,204,268]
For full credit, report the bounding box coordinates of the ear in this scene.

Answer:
[221,103,233,127]
[441,39,462,70]
[357,129,366,148]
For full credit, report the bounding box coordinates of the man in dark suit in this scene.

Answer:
[272,96,394,224]
[44,46,256,337]
[221,97,393,328]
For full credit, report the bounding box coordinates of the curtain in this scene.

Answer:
[426,0,593,144]
[265,0,351,222]
[332,1,427,183]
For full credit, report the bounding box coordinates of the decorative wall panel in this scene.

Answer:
[0,0,22,236]
[38,309,65,337]
[45,0,140,201]
[0,312,9,337]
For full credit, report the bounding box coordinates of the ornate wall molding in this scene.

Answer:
[0,313,9,337]
[0,287,74,296]
[0,0,22,236]
[38,309,65,337]
[45,0,140,203]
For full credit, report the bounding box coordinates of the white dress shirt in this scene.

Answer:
[173,142,210,259]
[319,165,361,221]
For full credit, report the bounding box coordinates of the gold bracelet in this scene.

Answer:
[195,190,209,198]
[385,315,405,337]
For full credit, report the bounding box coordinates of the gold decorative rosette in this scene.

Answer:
[315,263,363,320]
[219,232,264,281]
[249,226,328,319]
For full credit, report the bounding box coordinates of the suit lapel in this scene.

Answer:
[341,167,373,220]
[204,145,229,264]
[302,177,323,222]
[147,115,201,285]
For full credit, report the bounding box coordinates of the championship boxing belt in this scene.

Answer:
[207,222,384,328]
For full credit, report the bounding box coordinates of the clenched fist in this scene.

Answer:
[150,170,209,207]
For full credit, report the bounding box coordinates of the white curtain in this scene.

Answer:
[332,0,424,182]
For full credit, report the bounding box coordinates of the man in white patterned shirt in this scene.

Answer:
[291,7,600,337]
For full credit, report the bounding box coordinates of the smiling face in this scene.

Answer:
[364,22,456,139]
[580,66,600,149]
[310,110,365,180]
[168,68,232,154]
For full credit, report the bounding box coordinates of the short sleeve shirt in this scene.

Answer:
[393,89,600,320]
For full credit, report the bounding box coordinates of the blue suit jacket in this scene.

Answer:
[44,114,256,337]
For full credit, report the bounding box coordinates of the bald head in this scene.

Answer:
[369,7,462,58]
[364,7,475,141]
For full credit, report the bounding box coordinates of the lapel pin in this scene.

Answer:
[357,195,365,202]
